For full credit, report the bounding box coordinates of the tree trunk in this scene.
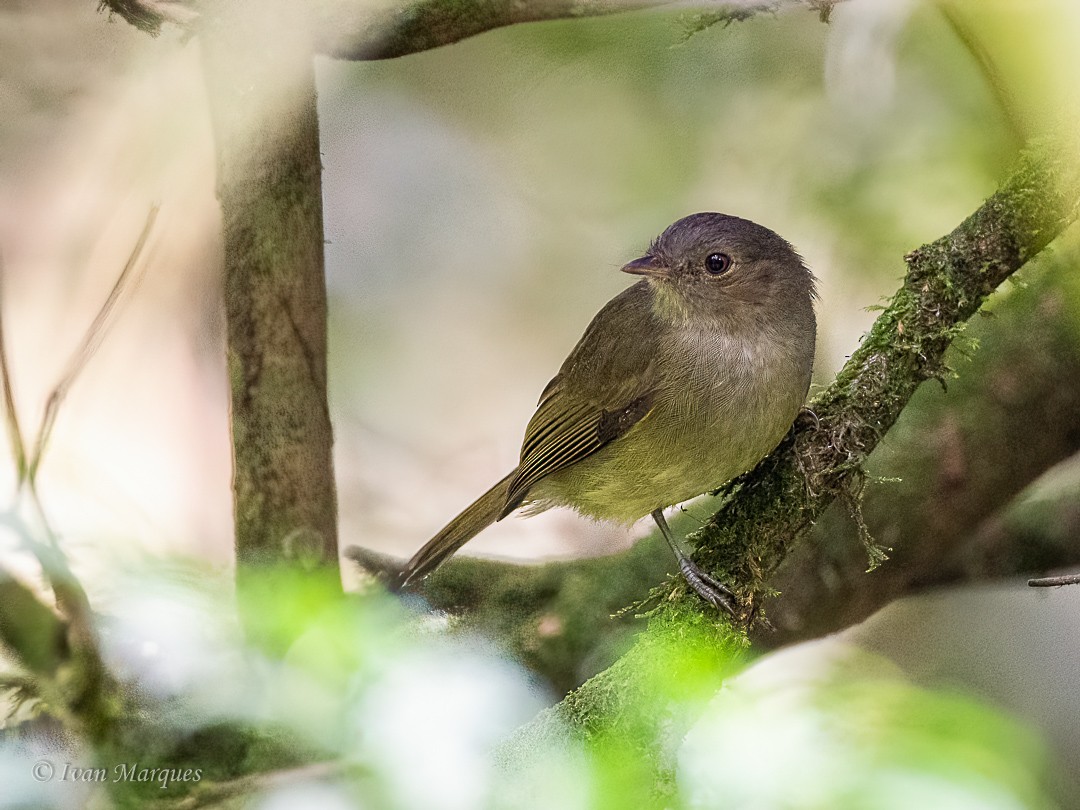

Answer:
[199,1,338,573]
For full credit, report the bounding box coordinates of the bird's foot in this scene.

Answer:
[651,508,739,616]
[677,556,737,616]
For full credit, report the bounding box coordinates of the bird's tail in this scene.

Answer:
[395,470,516,591]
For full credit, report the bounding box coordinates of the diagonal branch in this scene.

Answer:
[323,0,843,59]
[26,205,158,483]
[688,138,1080,612]
[97,0,843,59]
[513,137,1080,742]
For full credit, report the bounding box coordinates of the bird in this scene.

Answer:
[395,213,816,612]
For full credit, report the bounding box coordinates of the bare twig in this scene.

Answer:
[1028,573,1080,587]
[26,204,159,482]
[0,253,85,616]
[0,208,159,742]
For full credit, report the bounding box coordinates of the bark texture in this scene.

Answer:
[497,139,1080,748]
[199,1,337,569]
[99,0,841,60]
[759,250,1080,646]
[688,139,1080,613]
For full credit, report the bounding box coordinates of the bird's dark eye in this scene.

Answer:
[705,253,732,275]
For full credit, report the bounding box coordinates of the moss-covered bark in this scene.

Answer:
[498,139,1080,746]
[761,247,1080,645]
[316,0,838,59]
[356,245,1080,685]
[691,139,1079,612]
[199,1,338,571]
[351,531,676,693]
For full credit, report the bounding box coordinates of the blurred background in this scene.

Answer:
[0,0,1030,569]
[1,0,1079,806]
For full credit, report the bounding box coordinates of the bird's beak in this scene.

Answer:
[620,254,670,279]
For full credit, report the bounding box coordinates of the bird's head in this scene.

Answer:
[621,212,816,327]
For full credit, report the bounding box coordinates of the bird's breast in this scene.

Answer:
[532,321,811,523]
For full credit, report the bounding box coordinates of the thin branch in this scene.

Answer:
[937,2,1025,144]
[320,0,840,60]
[26,204,158,481]
[0,209,158,743]
[1028,573,1080,588]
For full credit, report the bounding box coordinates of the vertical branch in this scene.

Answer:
[198,1,339,573]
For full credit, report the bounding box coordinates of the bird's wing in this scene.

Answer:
[501,381,655,515]
[500,281,661,516]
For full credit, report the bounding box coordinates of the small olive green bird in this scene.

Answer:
[396,213,816,611]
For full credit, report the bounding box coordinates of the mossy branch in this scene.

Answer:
[761,244,1080,645]
[690,138,1080,611]
[317,0,833,60]
[199,0,339,573]
[506,139,1080,744]
[96,0,843,58]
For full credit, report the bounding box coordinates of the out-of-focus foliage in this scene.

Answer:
[2,0,1079,808]
[0,567,1060,809]
[680,645,1054,810]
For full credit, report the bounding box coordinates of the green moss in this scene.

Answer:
[677,141,1080,614]
[554,602,746,738]
[497,601,747,803]
[523,139,1078,739]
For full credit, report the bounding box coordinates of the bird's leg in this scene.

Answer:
[651,509,736,615]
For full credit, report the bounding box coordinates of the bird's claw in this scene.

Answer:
[678,557,737,616]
